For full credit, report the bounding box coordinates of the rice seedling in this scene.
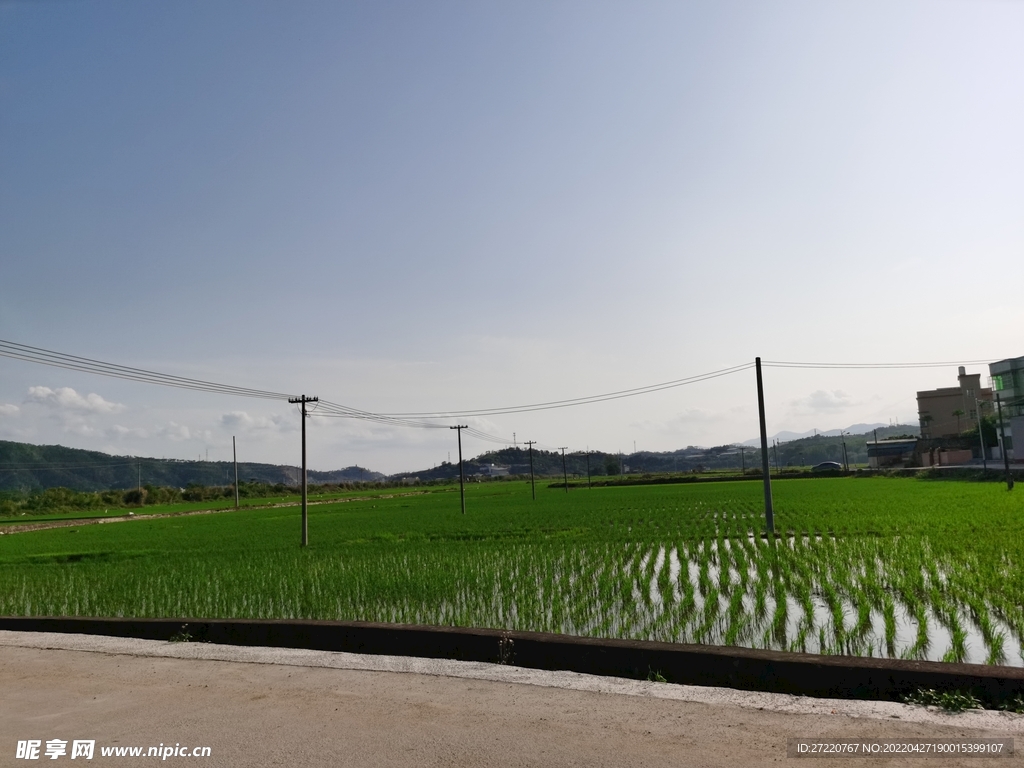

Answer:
[723,587,747,646]
[987,632,1007,666]
[769,588,788,646]
[1,476,1021,666]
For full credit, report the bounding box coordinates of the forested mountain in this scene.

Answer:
[0,440,383,491]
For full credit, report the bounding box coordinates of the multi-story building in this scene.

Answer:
[917,366,992,439]
[989,355,1024,461]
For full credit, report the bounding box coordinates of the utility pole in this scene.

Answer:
[559,447,569,492]
[288,395,318,547]
[996,395,1014,491]
[755,357,774,534]
[739,446,745,474]
[450,425,468,514]
[525,441,537,500]
[138,461,141,495]
[233,436,239,509]
[840,431,849,472]
[975,397,987,470]
[772,439,781,475]
[585,451,592,488]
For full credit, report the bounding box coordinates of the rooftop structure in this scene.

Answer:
[917,366,992,439]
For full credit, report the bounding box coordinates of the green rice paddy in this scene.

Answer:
[1,477,1022,666]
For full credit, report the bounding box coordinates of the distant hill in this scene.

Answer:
[392,424,924,481]
[0,440,384,492]
[740,423,917,447]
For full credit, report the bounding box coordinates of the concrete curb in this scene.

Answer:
[2,615,1023,707]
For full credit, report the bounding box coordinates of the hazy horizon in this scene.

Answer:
[2,1,1021,473]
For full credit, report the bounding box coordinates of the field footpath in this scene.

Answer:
[4,615,1024,710]
[0,491,429,535]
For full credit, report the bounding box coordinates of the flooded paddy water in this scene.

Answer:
[631,540,1024,666]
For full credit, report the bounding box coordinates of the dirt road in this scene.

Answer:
[0,492,427,535]
[1,631,1021,766]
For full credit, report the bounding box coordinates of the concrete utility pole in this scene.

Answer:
[288,395,318,547]
[739,446,745,473]
[559,447,569,492]
[585,451,592,488]
[975,397,987,470]
[525,441,537,499]
[233,436,239,508]
[996,395,1014,491]
[840,431,849,472]
[450,425,468,514]
[755,357,775,534]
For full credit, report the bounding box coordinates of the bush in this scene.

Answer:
[122,488,147,506]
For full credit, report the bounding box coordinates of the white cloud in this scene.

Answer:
[790,390,855,412]
[158,421,192,441]
[221,411,294,433]
[26,386,124,414]
[633,408,725,434]
[0,403,20,416]
[106,424,148,439]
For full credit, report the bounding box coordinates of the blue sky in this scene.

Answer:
[2,1,1022,473]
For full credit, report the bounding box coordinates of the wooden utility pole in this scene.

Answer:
[525,441,537,499]
[450,425,468,514]
[755,357,775,534]
[288,395,318,546]
[233,436,239,508]
[559,447,569,492]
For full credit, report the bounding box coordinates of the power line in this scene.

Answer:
[314,400,451,430]
[0,339,746,431]
[0,340,294,401]
[762,359,996,370]
[0,339,467,433]
[5,338,991,442]
[373,363,755,418]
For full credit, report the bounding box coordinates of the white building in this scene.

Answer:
[477,464,510,477]
[989,355,1024,461]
